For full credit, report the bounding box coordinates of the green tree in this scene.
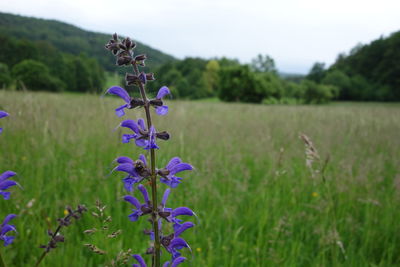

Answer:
[307,62,326,83]
[12,59,65,91]
[251,54,277,73]
[0,63,12,88]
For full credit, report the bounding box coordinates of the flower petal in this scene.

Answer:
[1,214,16,227]
[0,111,9,119]
[106,86,131,103]
[115,156,134,165]
[171,257,186,267]
[123,195,141,209]
[170,237,189,250]
[172,207,194,217]
[166,157,182,170]
[138,184,150,204]
[161,188,171,207]
[169,163,193,175]
[174,222,194,237]
[155,106,168,116]
[0,180,17,190]
[132,254,147,267]
[120,120,139,134]
[139,154,147,166]
[0,171,17,182]
[115,104,128,117]
[157,86,170,99]
[137,118,147,131]
[114,163,138,177]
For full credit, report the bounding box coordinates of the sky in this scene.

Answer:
[1,0,399,74]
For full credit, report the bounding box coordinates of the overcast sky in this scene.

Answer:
[1,0,399,73]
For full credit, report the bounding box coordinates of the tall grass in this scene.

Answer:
[0,91,399,266]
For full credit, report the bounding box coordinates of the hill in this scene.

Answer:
[0,12,175,71]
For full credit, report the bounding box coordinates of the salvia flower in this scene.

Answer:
[157,157,193,188]
[106,87,145,117]
[0,110,9,134]
[162,257,187,267]
[114,155,150,192]
[120,119,160,150]
[0,171,17,200]
[149,86,171,116]
[123,184,152,222]
[0,214,17,247]
[131,254,186,267]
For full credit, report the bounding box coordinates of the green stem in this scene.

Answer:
[0,249,7,267]
[132,63,161,267]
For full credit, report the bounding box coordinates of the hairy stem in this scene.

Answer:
[132,63,160,267]
[34,223,62,267]
[0,249,6,267]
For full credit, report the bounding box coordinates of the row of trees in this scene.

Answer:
[0,34,105,92]
[146,55,337,104]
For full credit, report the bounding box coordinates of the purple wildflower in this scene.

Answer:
[0,110,9,134]
[114,155,150,192]
[123,184,152,221]
[106,86,132,117]
[0,214,17,247]
[158,157,193,188]
[120,119,159,150]
[0,171,17,200]
[150,86,171,116]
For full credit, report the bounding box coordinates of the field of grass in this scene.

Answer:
[0,91,399,266]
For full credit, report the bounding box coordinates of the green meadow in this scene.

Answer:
[1,91,399,266]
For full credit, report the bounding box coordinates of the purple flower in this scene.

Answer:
[113,155,150,192]
[0,214,17,247]
[106,86,132,117]
[150,86,171,116]
[0,110,9,134]
[0,171,17,200]
[120,119,159,150]
[132,254,147,267]
[163,257,187,267]
[123,184,152,221]
[166,237,190,260]
[158,157,193,188]
[159,189,195,230]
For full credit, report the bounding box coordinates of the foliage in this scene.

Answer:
[301,79,338,104]
[0,63,12,88]
[11,60,65,92]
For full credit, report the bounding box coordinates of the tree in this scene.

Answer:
[0,63,12,88]
[306,62,326,83]
[12,59,65,91]
[251,54,277,73]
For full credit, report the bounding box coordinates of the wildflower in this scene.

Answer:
[312,192,319,198]
[120,119,159,150]
[149,86,171,116]
[114,155,150,192]
[0,214,17,246]
[132,254,147,267]
[157,157,193,188]
[0,171,17,200]
[123,184,152,222]
[0,110,9,134]
[106,87,145,117]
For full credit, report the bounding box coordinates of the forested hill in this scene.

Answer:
[321,31,400,101]
[0,12,175,71]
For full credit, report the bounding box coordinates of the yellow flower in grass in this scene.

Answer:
[312,192,319,198]
[196,247,202,252]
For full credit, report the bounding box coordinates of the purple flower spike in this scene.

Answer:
[106,86,132,117]
[132,254,147,267]
[0,214,17,247]
[120,119,158,150]
[0,110,9,134]
[157,86,170,99]
[158,157,193,188]
[0,171,17,200]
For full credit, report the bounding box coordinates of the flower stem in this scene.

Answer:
[0,249,7,267]
[132,63,161,267]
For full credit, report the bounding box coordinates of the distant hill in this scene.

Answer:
[0,12,175,71]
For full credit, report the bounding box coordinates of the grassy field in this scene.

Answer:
[0,91,399,266]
